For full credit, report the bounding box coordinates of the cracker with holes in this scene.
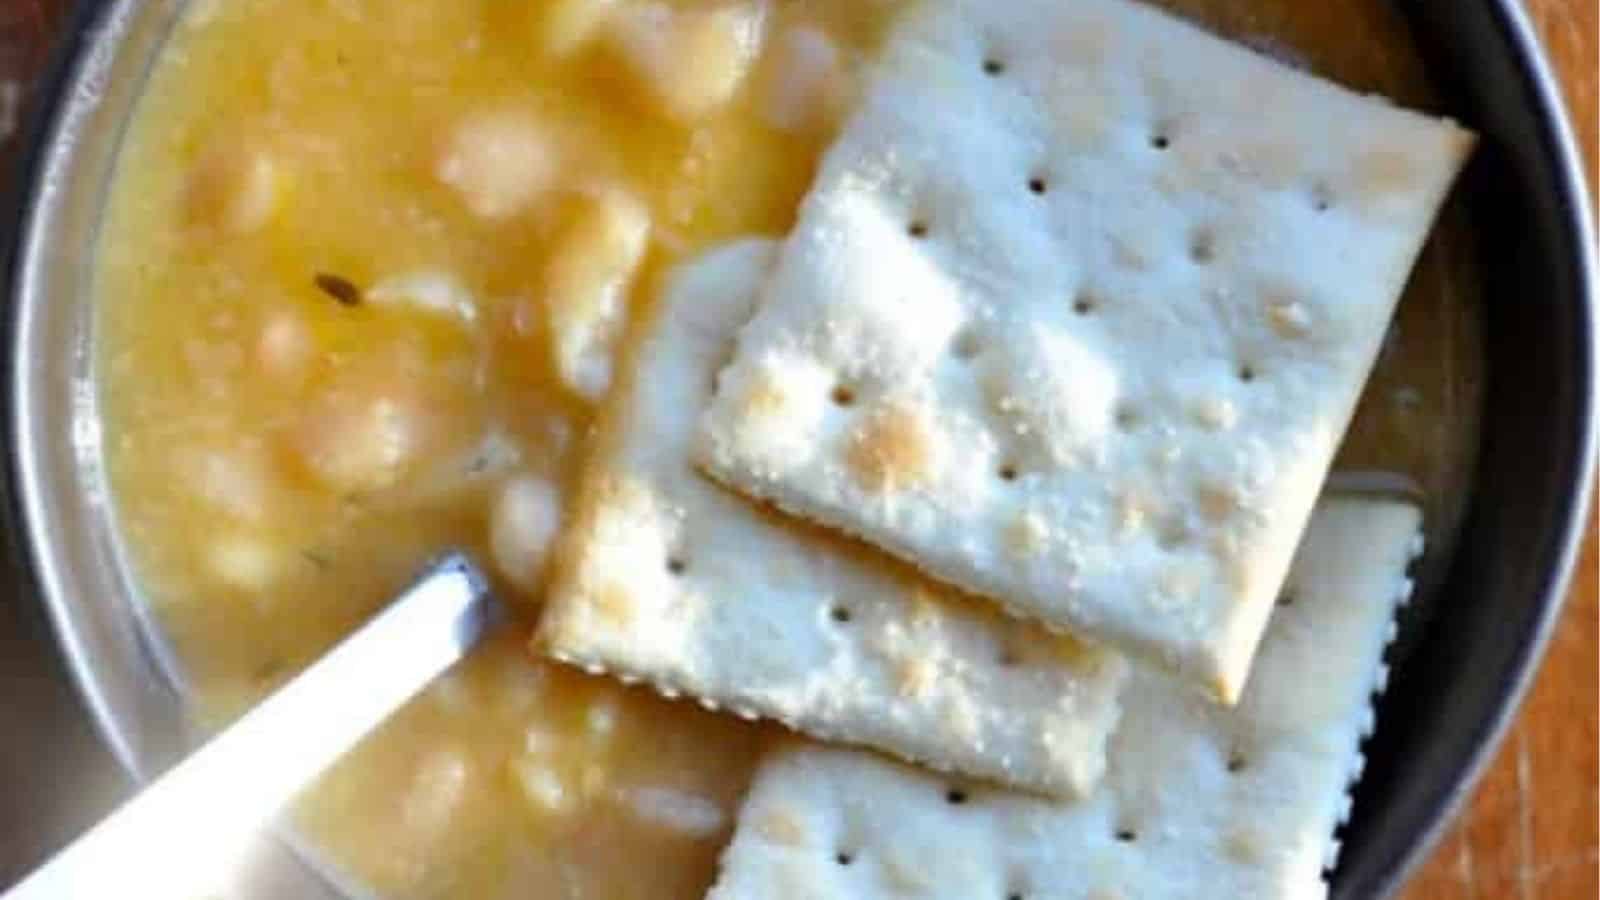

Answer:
[536,240,1127,798]
[694,0,1472,701]
[707,496,1422,900]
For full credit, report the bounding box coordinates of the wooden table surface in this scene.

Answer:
[0,0,1593,896]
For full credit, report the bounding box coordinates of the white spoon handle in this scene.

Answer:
[5,555,494,900]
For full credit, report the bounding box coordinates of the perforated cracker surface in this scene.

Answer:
[695,0,1471,700]
[708,496,1421,900]
[537,241,1127,797]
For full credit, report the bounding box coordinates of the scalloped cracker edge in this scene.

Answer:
[695,0,1471,702]
[536,240,1127,798]
[707,495,1421,900]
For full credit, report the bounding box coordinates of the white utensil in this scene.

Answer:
[3,554,496,900]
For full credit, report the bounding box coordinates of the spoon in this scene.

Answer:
[3,553,497,900]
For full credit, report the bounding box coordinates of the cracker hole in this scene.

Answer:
[907,220,930,239]
[997,463,1020,483]
[951,329,983,361]
[835,850,856,866]
[1072,293,1097,316]
[982,57,1005,76]
[1149,132,1171,150]
[1114,827,1139,843]
[1227,751,1248,774]
[945,787,969,805]
[1027,176,1048,195]
[1114,404,1140,431]
[1189,229,1217,264]
[666,556,688,575]
[998,645,1020,666]
[1008,894,1025,900]
[1311,183,1335,212]
[830,384,857,406]
[1237,363,1258,383]
[829,605,853,624]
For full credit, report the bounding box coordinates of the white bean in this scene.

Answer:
[435,111,557,221]
[293,391,427,493]
[401,747,470,836]
[607,2,766,122]
[254,309,314,381]
[761,25,849,134]
[542,0,619,56]
[207,534,283,592]
[510,757,572,815]
[543,190,651,400]
[625,786,725,837]
[490,474,563,590]
[185,138,279,234]
[367,270,479,325]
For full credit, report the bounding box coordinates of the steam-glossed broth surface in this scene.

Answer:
[94,0,1478,896]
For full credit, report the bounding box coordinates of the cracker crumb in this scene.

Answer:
[1006,510,1051,557]
[1116,488,1151,537]
[1192,396,1239,431]
[1264,294,1313,339]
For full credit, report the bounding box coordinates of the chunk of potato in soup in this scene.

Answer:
[96,0,1478,896]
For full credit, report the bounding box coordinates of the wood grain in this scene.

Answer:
[0,0,1591,896]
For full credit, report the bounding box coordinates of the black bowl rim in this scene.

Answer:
[1345,0,1596,894]
[3,0,1593,897]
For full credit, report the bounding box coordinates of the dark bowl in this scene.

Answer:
[4,0,1593,897]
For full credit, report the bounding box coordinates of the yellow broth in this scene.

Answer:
[94,0,1479,896]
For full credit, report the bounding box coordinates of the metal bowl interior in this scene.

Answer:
[4,0,1593,898]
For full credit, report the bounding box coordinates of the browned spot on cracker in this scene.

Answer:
[1352,147,1417,201]
[738,372,790,420]
[1195,482,1241,521]
[757,808,809,847]
[1223,827,1263,863]
[590,473,654,518]
[589,581,637,628]
[1234,139,1302,189]
[895,657,936,698]
[846,403,935,493]
[1052,632,1105,671]
[1051,16,1112,69]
